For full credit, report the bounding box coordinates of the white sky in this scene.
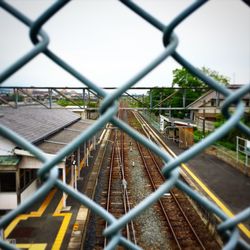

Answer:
[0,0,250,91]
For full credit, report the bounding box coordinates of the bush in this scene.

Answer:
[56,99,85,107]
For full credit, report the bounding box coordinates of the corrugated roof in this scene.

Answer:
[0,106,80,143]
[38,119,94,154]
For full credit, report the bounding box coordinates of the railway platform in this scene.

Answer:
[163,137,250,217]
[2,143,100,250]
[159,132,250,241]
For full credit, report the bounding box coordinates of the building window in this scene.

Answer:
[20,169,37,191]
[211,99,216,107]
[0,172,16,192]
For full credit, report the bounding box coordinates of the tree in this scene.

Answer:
[172,66,230,89]
[145,87,175,116]
[171,66,230,117]
[145,67,230,118]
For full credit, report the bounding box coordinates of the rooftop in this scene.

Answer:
[0,106,80,143]
[38,119,95,154]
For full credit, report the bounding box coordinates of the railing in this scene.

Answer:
[0,1,250,249]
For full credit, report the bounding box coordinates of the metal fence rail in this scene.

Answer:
[0,1,250,249]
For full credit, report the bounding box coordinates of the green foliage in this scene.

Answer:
[193,129,210,143]
[56,99,85,107]
[214,112,250,144]
[88,101,98,108]
[172,66,230,88]
[172,66,230,117]
[215,141,235,151]
[201,67,230,85]
[145,66,230,118]
[5,93,24,102]
[194,111,249,152]
[56,98,99,110]
[172,67,206,89]
[194,112,250,151]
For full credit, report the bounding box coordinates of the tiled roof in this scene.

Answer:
[38,119,95,154]
[0,106,80,143]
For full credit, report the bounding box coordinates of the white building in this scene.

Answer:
[0,106,96,210]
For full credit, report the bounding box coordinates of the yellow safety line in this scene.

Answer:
[4,189,57,238]
[79,142,94,171]
[136,112,250,238]
[15,243,47,250]
[51,147,96,248]
[181,163,250,238]
[50,143,96,248]
[50,163,80,250]
[4,150,93,249]
[5,188,72,249]
[52,197,72,250]
[80,158,85,169]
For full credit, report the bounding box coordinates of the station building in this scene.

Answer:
[0,106,97,210]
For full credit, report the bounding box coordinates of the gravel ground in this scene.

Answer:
[127,141,172,249]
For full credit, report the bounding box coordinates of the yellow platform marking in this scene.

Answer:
[3,147,94,249]
[4,189,57,238]
[79,143,94,171]
[80,158,85,169]
[4,188,73,249]
[136,112,250,238]
[50,144,95,249]
[181,163,250,238]
[52,196,72,250]
[15,243,47,250]
[48,152,95,249]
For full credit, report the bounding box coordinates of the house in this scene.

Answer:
[0,106,97,210]
[187,85,250,131]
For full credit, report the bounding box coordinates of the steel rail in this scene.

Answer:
[135,139,181,249]
[104,131,116,248]
[115,116,131,242]
[128,107,181,248]
[133,110,206,249]
[117,108,131,242]
[104,109,137,247]
[119,108,137,245]
[148,148,206,249]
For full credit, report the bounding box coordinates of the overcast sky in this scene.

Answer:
[0,0,250,91]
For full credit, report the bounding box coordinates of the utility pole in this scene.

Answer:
[49,88,52,109]
[159,92,162,116]
[183,89,186,108]
[203,100,206,137]
[14,88,18,108]
[150,90,152,120]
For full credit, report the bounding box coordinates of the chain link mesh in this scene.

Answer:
[0,0,250,249]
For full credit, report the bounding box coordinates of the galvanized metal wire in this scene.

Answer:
[0,1,250,249]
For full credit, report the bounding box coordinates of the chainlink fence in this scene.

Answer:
[0,0,250,249]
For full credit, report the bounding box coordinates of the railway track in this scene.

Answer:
[86,106,220,249]
[136,132,205,249]
[128,110,220,249]
[94,110,137,249]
